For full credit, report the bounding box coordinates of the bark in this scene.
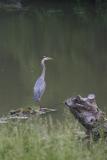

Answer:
[65,94,107,140]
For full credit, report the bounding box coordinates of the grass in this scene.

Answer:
[0,115,107,160]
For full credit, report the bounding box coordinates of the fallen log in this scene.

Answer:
[0,107,56,124]
[64,94,107,140]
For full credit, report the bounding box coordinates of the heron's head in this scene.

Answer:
[43,56,53,61]
[41,56,53,64]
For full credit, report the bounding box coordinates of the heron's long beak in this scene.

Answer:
[47,57,53,60]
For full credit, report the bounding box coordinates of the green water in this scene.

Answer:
[0,8,107,115]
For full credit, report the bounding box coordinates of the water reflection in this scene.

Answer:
[0,9,107,115]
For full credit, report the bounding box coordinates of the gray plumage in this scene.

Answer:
[33,56,52,105]
[34,76,46,102]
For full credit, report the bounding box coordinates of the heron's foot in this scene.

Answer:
[39,107,48,112]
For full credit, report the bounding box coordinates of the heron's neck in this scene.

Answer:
[40,60,46,79]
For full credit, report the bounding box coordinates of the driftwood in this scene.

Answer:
[65,94,107,140]
[9,107,56,116]
[0,107,56,124]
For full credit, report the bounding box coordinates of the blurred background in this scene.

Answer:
[0,0,107,116]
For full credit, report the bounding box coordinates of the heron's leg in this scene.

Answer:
[38,102,47,112]
[38,102,43,111]
[38,101,41,109]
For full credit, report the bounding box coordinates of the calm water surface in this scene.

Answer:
[0,8,107,115]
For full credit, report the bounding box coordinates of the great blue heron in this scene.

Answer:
[33,56,52,110]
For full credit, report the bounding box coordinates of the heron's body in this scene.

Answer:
[34,76,46,102]
[33,56,52,109]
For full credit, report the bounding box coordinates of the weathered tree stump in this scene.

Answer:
[65,94,107,140]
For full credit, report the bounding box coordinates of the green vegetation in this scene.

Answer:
[0,2,107,159]
[0,116,107,160]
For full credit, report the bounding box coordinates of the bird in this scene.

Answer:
[33,56,53,110]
